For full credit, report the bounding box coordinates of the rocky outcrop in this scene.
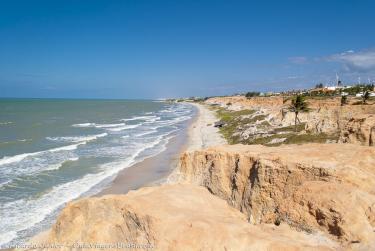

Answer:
[338,115,375,146]
[206,96,341,111]
[206,96,375,146]
[29,184,336,251]
[179,144,375,249]
[206,96,285,110]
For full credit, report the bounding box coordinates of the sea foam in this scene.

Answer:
[0,132,174,246]
[46,133,107,143]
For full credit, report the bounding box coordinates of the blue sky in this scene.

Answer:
[1,0,375,99]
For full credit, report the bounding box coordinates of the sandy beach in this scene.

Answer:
[186,103,226,151]
[98,102,225,195]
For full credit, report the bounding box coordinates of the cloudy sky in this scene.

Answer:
[0,0,375,98]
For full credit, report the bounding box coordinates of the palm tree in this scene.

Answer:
[362,91,370,104]
[341,95,347,106]
[289,95,309,131]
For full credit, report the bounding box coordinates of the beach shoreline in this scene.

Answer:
[97,102,225,195]
[0,102,224,250]
[186,102,226,151]
[96,104,195,195]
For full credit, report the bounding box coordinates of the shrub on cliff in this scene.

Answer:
[362,91,370,104]
[245,92,260,98]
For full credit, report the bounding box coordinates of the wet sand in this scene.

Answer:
[97,102,225,196]
[97,104,197,195]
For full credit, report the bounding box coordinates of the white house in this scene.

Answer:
[356,92,375,97]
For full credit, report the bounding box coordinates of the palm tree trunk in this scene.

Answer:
[294,112,298,132]
[370,126,375,146]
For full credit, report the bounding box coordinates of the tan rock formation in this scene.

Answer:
[179,144,375,249]
[206,96,341,111]
[206,96,375,146]
[29,184,336,251]
[339,115,375,146]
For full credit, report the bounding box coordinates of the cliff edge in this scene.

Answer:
[28,184,335,251]
[179,143,375,249]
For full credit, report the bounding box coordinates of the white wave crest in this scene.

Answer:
[0,121,13,126]
[0,142,86,166]
[44,157,79,171]
[46,133,107,143]
[94,123,125,128]
[134,129,158,137]
[71,122,143,132]
[120,115,159,122]
[72,122,125,128]
[106,124,141,132]
[71,123,95,127]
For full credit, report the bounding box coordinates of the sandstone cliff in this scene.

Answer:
[179,144,375,249]
[338,114,375,146]
[28,184,336,251]
[206,96,375,146]
[206,96,285,110]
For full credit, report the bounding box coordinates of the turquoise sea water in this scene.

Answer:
[0,99,194,246]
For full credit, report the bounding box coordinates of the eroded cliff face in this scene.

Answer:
[179,144,375,249]
[206,96,285,110]
[206,96,375,146]
[206,96,342,111]
[338,114,375,146]
[28,184,336,251]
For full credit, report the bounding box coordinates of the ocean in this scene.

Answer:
[0,98,194,246]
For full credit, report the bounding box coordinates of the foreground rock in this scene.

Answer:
[30,184,336,251]
[179,143,375,249]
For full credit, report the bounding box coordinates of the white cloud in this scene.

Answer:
[288,56,307,64]
[329,49,375,72]
[287,75,302,79]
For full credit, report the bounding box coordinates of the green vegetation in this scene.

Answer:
[273,123,305,133]
[245,92,260,98]
[242,132,338,146]
[215,108,255,144]
[344,84,373,95]
[216,108,255,122]
[214,105,337,147]
[289,95,310,132]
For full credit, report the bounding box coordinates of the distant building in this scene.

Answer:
[356,92,375,97]
[325,85,345,91]
[308,87,335,94]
